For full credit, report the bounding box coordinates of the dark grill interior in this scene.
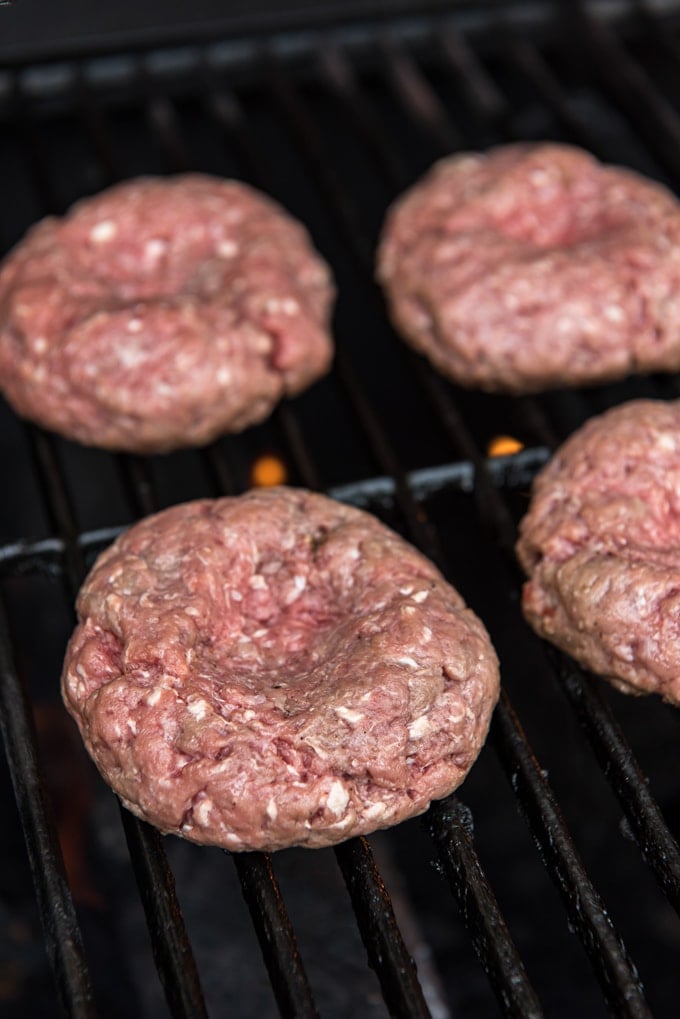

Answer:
[1,3,680,1016]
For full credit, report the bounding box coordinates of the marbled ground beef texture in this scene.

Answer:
[0,175,334,452]
[517,400,680,704]
[377,143,680,393]
[61,488,500,851]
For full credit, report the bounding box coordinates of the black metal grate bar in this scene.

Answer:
[119,813,209,1019]
[251,55,550,1014]
[381,34,462,152]
[492,693,651,1017]
[273,404,324,492]
[232,853,319,1019]
[24,428,87,598]
[406,24,680,925]
[573,5,680,181]
[307,29,671,1011]
[201,441,239,499]
[334,838,432,1019]
[366,16,680,951]
[504,37,609,157]
[316,42,550,546]
[116,455,158,520]
[135,84,324,1017]
[554,655,680,916]
[198,61,533,1013]
[439,23,509,126]
[424,797,543,1019]
[7,90,209,1019]
[205,62,439,559]
[0,598,96,1018]
[1,9,680,1017]
[320,44,413,185]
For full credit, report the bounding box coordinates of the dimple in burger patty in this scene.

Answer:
[377,143,680,393]
[61,487,500,852]
[0,174,334,453]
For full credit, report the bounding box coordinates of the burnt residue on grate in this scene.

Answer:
[1,3,680,1017]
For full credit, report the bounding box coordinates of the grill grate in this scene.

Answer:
[1,4,680,1017]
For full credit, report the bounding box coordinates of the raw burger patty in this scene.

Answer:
[0,175,334,452]
[377,143,680,393]
[517,400,680,704]
[61,487,500,851]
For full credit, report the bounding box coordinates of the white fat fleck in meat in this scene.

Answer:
[127,718,137,735]
[146,688,162,707]
[117,346,148,369]
[216,367,232,386]
[224,833,241,846]
[90,219,118,243]
[216,239,238,258]
[448,702,465,723]
[604,304,625,322]
[63,487,500,851]
[328,814,354,831]
[252,333,273,354]
[144,238,167,263]
[33,336,47,354]
[184,605,201,617]
[364,801,387,821]
[412,590,429,603]
[395,655,419,669]
[194,798,214,826]
[657,432,677,451]
[334,706,364,726]
[283,574,307,605]
[529,167,551,186]
[127,318,143,333]
[230,589,243,602]
[326,780,349,817]
[421,627,432,643]
[188,699,209,720]
[249,574,267,590]
[408,715,430,739]
[399,585,414,596]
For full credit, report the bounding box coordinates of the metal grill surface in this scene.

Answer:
[1,5,680,1017]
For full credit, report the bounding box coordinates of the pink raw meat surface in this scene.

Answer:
[517,399,680,703]
[377,143,680,392]
[62,487,500,851]
[0,175,334,452]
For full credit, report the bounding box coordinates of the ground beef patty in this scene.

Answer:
[377,143,680,392]
[0,175,334,452]
[517,400,680,704]
[61,487,499,851]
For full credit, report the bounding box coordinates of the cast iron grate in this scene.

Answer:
[1,4,680,1017]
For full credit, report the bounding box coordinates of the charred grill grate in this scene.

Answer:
[1,4,680,1016]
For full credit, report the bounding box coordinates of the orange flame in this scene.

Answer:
[251,454,288,488]
[487,435,524,457]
